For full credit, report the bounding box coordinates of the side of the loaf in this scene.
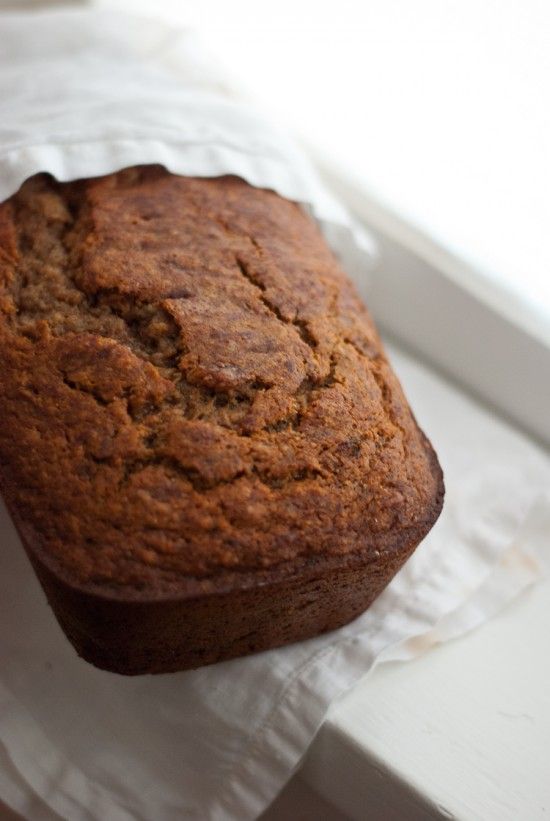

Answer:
[25,527,412,674]
[0,167,443,673]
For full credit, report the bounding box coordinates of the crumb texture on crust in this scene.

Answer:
[0,167,441,592]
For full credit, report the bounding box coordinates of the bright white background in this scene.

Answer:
[85,0,550,343]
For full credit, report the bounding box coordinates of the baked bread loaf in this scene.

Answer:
[0,166,443,674]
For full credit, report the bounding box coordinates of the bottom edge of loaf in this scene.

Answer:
[28,530,427,675]
[4,434,444,675]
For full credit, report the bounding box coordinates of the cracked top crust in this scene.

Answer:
[0,166,443,595]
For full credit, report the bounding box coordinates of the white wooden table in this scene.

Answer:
[264,575,549,820]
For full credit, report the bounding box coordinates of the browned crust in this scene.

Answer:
[0,167,444,673]
[8,454,442,674]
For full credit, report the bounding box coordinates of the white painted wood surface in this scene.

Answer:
[314,157,550,447]
[298,577,550,820]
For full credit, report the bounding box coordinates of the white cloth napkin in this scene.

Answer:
[0,8,376,283]
[1,9,549,821]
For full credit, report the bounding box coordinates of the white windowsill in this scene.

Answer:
[295,575,550,821]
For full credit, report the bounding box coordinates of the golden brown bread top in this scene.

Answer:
[0,167,442,594]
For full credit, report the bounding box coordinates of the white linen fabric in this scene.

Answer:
[0,9,376,290]
[1,9,549,821]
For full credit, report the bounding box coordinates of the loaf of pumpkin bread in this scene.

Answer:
[0,166,443,674]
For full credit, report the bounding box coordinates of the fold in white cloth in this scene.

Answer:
[0,9,549,821]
